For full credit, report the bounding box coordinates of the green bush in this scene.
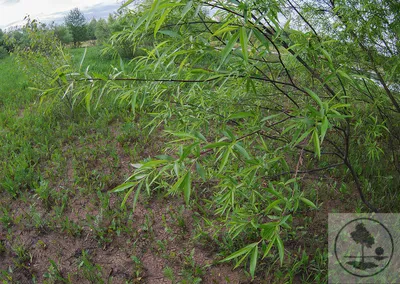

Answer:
[0,46,8,59]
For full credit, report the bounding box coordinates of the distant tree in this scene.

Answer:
[65,8,87,47]
[94,19,110,44]
[351,223,375,263]
[107,13,116,26]
[53,25,73,45]
[3,28,30,51]
[0,29,4,45]
[0,46,7,59]
[87,18,97,40]
[0,29,6,58]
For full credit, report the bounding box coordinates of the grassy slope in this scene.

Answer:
[0,47,354,283]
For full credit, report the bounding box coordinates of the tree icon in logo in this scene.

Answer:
[346,223,380,270]
[335,218,393,276]
[332,216,396,279]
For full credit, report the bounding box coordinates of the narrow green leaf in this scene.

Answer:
[260,222,278,239]
[246,77,257,94]
[131,93,137,116]
[220,242,257,262]
[233,143,251,160]
[312,129,321,159]
[228,112,254,120]
[279,215,292,228]
[154,8,172,37]
[323,73,337,84]
[320,116,329,143]
[253,29,269,49]
[275,235,285,266]
[321,49,332,65]
[327,113,352,119]
[221,31,240,65]
[304,88,323,110]
[164,131,197,140]
[219,147,231,173]
[141,159,168,168]
[261,113,282,122]
[281,123,298,135]
[168,172,187,195]
[239,27,248,63]
[134,174,148,181]
[196,162,206,181]
[79,47,87,72]
[183,172,191,205]
[119,0,135,9]
[131,183,142,212]
[85,89,92,114]
[293,128,312,147]
[249,245,258,278]
[265,200,283,214]
[111,182,137,193]
[145,0,161,30]
[132,13,148,33]
[121,186,135,209]
[92,72,108,81]
[234,251,251,269]
[266,185,284,199]
[119,56,124,72]
[203,141,230,149]
[330,103,350,109]
[193,131,207,142]
[262,237,276,259]
[337,70,353,82]
[300,197,317,209]
[213,26,238,37]
[181,0,192,18]
[222,129,236,141]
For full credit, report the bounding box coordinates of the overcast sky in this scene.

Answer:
[0,0,123,29]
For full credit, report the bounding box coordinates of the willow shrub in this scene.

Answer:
[45,0,399,278]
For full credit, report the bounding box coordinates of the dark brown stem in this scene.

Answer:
[343,158,379,212]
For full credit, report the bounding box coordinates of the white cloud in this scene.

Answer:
[0,0,122,29]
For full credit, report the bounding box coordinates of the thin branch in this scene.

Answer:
[73,74,301,88]
[268,162,344,179]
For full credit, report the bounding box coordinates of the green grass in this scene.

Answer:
[0,51,145,281]
[69,45,135,74]
[0,55,31,108]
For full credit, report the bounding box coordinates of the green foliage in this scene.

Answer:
[0,29,7,58]
[78,251,104,283]
[10,19,78,112]
[87,18,97,40]
[65,8,87,46]
[69,0,398,277]
[0,46,8,59]
[43,259,71,283]
[94,19,111,44]
[12,243,31,265]
[53,24,73,44]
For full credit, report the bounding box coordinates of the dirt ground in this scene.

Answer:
[0,118,355,283]
[0,122,249,283]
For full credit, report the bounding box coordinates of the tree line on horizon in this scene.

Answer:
[0,7,118,58]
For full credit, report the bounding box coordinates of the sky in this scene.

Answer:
[0,0,123,29]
